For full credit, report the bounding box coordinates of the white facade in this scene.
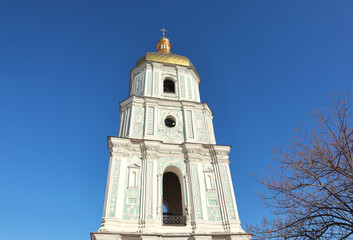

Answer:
[91,40,251,240]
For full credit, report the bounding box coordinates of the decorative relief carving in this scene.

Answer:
[220,165,236,220]
[157,108,184,143]
[108,159,121,217]
[146,159,154,218]
[191,163,203,220]
[186,110,194,138]
[161,66,177,74]
[195,111,207,143]
[147,107,155,135]
[126,204,137,220]
[123,155,142,220]
[134,67,146,76]
[134,73,145,96]
[206,191,222,221]
[132,106,145,138]
[157,157,186,175]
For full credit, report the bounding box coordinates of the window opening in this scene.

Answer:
[162,172,186,225]
[163,79,175,93]
[164,116,176,128]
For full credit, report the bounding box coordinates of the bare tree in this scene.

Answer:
[249,94,353,239]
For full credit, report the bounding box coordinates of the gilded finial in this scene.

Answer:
[160,28,167,36]
[157,28,172,54]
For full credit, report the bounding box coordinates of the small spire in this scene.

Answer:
[156,28,172,54]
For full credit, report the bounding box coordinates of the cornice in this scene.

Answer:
[107,137,230,162]
[134,60,201,85]
[119,95,213,114]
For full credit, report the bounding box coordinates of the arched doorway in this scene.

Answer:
[162,169,186,225]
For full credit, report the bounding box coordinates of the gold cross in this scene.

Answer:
[160,28,167,36]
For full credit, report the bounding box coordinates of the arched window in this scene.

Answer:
[163,172,182,215]
[163,79,175,93]
[162,170,186,225]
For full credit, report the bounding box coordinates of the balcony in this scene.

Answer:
[163,215,186,226]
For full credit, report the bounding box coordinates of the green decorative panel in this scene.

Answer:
[157,108,184,143]
[147,107,155,135]
[220,165,236,220]
[157,157,186,175]
[128,198,137,204]
[194,111,207,143]
[146,160,154,219]
[123,155,142,220]
[186,110,194,138]
[108,159,121,217]
[206,191,222,221]
[123,189,140,220]
[134,72,145,96]
[132,106,145,138]
[191,163,203,220]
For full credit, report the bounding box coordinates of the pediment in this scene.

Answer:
[128,163,140,169]
[203,167,214,172]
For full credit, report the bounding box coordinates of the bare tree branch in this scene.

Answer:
[247,93,353,240]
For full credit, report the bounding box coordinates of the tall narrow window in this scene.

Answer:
[163,79,175,93]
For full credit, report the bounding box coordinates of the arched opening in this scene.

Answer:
[163,172,182,215]
[163,79,175,93]
[162,168,186,225]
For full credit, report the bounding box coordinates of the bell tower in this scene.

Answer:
[91,31,251,240]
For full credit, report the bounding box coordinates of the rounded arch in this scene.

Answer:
[162,165,185,217]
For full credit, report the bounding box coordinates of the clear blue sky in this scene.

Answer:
[1,1,352,239]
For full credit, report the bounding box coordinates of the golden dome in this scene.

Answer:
[135,29,200,81]
[136,52,191,67]
[156,36,172,54]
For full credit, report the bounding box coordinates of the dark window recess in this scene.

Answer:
[162,172,185,226]
[164,117,176,127]
[163,80,175,93]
